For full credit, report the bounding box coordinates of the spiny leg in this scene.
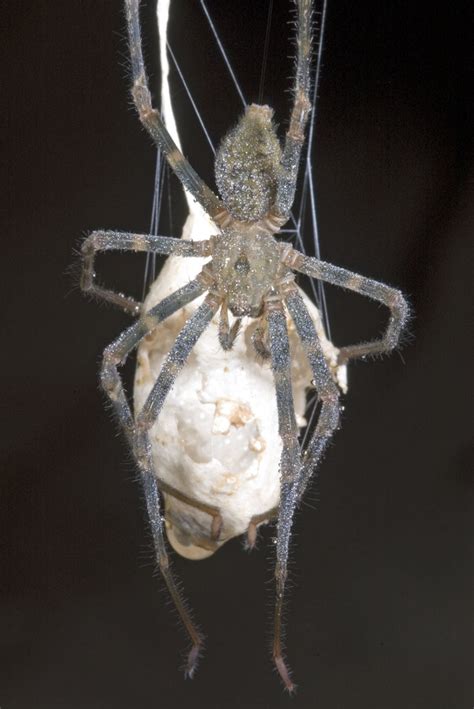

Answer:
[100,275,209,673]
[284,288,340,502]
[272,0,314,220]
[133,294,220,674]
[266,300,302,693]
[283,249,410,363]
[125,0,225,222]
[81,229,211,314]
[218,302,241,351]
[135,293,220,441]
[101,275,208,436]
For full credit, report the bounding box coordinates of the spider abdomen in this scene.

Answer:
[215,104,282,222]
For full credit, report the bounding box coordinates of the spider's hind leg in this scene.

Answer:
[125,0,225,222]
[271,0,314,221]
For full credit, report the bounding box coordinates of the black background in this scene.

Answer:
[2,1,472,707]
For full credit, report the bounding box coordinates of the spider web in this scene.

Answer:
[141,0,332,450]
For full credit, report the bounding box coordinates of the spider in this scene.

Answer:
[80,0,409,692]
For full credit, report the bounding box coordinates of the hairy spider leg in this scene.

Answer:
[133,293,220,674]
[280,249,409,500]
[266,247,408,688]
[81,230,211,314]
[101,276,206,434]
[266,300,302,693]
[285,250,410,364]
[284,288,340,504]
[272,0,314,220]
[99,276,211,674]
[125,0,225,222]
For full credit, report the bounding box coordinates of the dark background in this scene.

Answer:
[2,1,472,707]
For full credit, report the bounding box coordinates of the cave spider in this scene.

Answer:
[80,0,409,692]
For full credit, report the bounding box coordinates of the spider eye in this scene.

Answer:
[234,255,250,274]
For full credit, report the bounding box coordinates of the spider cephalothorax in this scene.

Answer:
[211,224,284,318]
[81,0,409,692]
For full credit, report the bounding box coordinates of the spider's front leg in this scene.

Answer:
[266,297,302,693]
[80,230,210,314]
[99,273,216,676]
[284,287,341,502]
[132,291,221,673]
[283,249,410,364]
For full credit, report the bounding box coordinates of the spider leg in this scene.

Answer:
[125,0,226,222]
[272,0,313,220]
[266,299,302,693]
[81,229,211,314]
[99,275,211,674]
[218,301,242,351]
[246,505,279,550]
[283,249,410,363]
[284,288,340,503]
[135,293,220,442]
[132,293,220,675]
